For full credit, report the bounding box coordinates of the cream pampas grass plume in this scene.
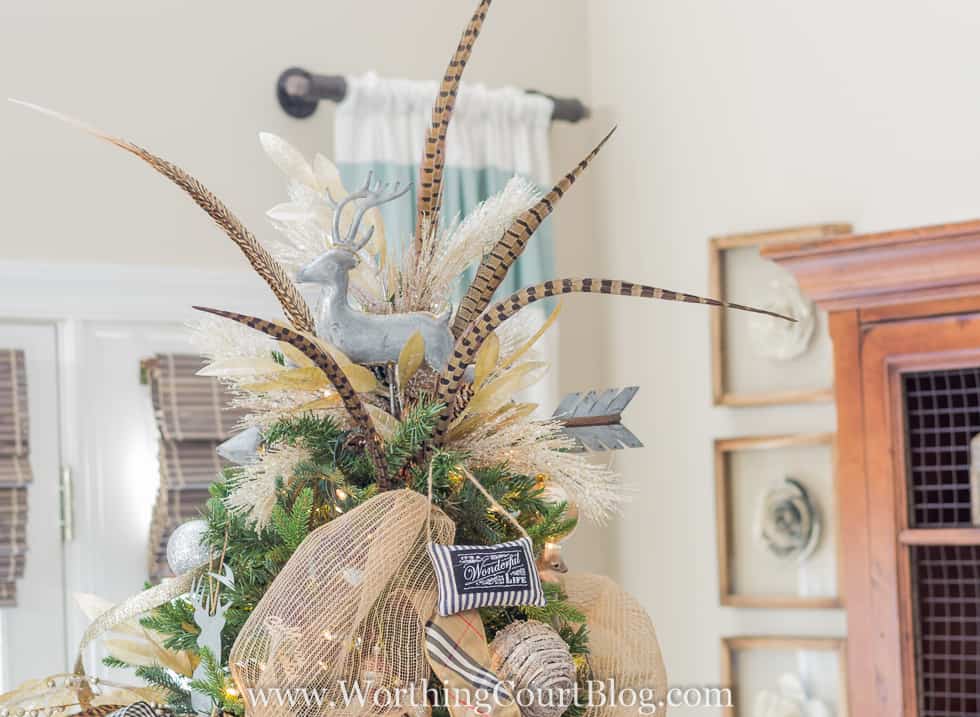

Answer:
[225,443,311,528]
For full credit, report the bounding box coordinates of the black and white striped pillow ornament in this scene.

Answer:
[425,465,545,617]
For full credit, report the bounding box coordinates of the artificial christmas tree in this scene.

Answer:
[1,2,791,716]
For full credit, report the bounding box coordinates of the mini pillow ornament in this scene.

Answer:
[426,465,545,616]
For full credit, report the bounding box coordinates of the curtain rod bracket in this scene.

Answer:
[276,67,589,123]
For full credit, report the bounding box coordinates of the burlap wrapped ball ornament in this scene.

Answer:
[229,489,455,717]
[488,620,576,717]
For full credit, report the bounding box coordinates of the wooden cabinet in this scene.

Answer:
[765,220,980,717]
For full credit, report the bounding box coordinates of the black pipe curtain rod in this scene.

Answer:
[276,67,591,124]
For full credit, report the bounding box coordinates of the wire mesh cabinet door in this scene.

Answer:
[763,218,980,717]
[859,314,980,717]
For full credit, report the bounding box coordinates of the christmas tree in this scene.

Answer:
[2,2,788,716]
[133,407,588,716]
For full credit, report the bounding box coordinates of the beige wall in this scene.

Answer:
[587,0,980,704]
[1,0,592,266]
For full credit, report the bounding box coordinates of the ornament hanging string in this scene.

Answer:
[427,462,530,541]
[208,525,231,615]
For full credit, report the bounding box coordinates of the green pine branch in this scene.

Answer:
[525,501,578,552]
[187,647,244,717]
[133,664,192,714]
[557,622,590,656]
[140,600,198,653]
[101,655,132,670]
[270,487,313,551]
[384,398,442,473]
[525,582,587,627]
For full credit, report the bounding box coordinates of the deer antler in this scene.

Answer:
[451,128,615,337]
[325,170,410,252]
[429,278,795,446]
[415,0,493,252]
[192,306,393,489]
[9,100,317,335]
[188,576,205,611]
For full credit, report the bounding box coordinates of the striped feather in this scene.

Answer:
[192,307,391,488]
[451,128,615,337]
[415,0,493,251]
[10,100,316,334]
[433,278,795,443]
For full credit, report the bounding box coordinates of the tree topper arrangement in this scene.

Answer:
[4,2,791,717]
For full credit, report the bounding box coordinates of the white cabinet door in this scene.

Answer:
[0,322,67,690]
[0,263,278,689]
[0,319,200,688]
[64,320,196,677]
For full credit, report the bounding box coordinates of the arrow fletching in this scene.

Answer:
[551,386,643,452]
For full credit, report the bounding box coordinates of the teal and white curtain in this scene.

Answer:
[334,72,558,406]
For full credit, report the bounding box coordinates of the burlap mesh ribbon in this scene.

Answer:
[230,489,456,717]
[562,573,669,717]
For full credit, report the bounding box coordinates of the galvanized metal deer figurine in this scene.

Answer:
[296,172,455,370]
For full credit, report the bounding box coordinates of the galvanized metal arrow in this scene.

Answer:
[551,386,643,452]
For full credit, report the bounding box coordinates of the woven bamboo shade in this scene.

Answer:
[146,354,246,580]
[0,350,30,606]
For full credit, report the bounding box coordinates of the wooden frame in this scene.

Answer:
[764,219,980,717]
[709,223,851,406]
[720,636,848,717]
[715,432,840,609]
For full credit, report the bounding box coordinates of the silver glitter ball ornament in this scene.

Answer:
[166,519,210,575]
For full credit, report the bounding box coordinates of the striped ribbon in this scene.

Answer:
[425,613,514,707]
[425,620,511,697]
[106,702,167,717]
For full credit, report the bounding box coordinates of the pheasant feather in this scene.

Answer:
[451,127,615,337]
[10,100,316,334]
[415,0,492,252]
[433,278,794,443]
[192,306,391,489]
